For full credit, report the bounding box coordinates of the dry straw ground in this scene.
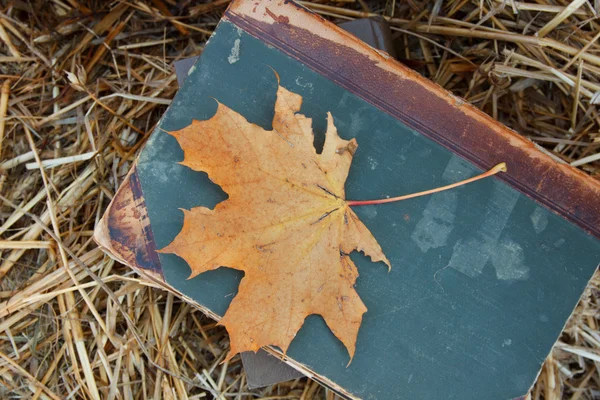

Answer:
[0,1,599,399]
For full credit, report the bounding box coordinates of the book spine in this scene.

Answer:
[225,1,600,239]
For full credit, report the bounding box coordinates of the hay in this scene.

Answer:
[0,1,598,399]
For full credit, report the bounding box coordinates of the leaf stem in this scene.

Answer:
[347,162,507,207]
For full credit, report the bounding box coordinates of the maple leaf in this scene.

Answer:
[161,81,391,362]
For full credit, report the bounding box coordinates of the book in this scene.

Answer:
[94,1,600,399]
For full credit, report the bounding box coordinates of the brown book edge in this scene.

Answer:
[93,1,599,398]
[225,0,600,239]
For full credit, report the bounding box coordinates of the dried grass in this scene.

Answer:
[0,1,598,399]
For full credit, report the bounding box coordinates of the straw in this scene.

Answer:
[1,1,599,399]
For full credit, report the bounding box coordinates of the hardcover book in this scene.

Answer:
[94,1,600,399]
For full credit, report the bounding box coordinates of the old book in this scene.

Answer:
[94,1,600,399]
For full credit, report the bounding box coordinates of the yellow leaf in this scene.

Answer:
[161,82,390,363]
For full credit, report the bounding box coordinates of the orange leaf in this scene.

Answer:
[161,82,390,363]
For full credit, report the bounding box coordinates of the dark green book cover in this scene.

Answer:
[95,1,600,399]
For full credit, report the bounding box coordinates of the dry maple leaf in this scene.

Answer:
[161,82,391,362]
[160,80,507,363]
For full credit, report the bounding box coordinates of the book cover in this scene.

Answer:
[94,1,600,399]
